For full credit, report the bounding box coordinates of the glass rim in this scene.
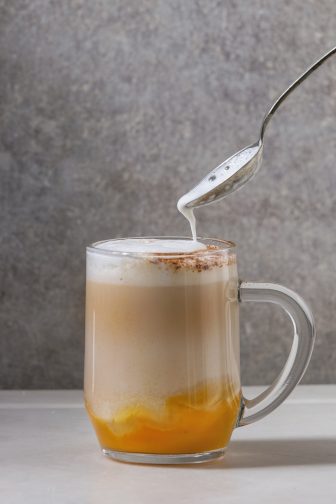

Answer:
[87,236,236,258]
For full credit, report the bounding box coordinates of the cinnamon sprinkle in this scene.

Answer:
[148,245,236,273]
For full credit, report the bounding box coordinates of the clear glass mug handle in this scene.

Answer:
[237,281,316,426]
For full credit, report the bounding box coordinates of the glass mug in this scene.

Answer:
[84,237,315,464]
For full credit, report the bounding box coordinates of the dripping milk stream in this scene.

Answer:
[177,196,197,241]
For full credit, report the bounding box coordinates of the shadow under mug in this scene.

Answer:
[84,237,315,464]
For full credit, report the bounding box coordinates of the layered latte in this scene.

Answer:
[85,238,241,454]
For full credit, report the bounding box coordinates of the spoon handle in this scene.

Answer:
[260,46,336,141]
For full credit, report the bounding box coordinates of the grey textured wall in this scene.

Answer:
[1,1,335,388]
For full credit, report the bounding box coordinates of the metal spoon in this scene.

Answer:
[178,46,336,212]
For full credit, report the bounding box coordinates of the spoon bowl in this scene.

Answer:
[178,141,263,210]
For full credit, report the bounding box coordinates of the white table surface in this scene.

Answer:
[1,386,336,504]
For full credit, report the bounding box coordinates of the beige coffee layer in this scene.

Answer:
[85,274,240,420]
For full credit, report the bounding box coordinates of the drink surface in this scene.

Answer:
[93,237,207,254]
[85,238,241,454]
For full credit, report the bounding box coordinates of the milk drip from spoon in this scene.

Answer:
[178,46,336,237]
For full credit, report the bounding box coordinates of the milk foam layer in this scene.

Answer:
[94,238,206,254]
[87,239,235,286]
